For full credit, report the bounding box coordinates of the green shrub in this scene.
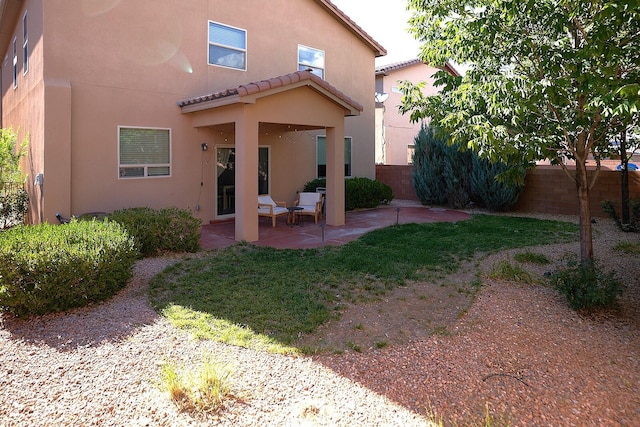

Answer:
[0,220,138,317]
[550,259,623,310]
[411,125,449,205]
[108,207,201,256]
[303,178,327,193]
[304,177,392,211]
[471,156,525,212]
[345,177,392,210]
[412,124,525,210]
[0,184,29,229]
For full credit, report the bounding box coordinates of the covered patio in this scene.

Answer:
[199,201,471,250]
[179,70,363,243]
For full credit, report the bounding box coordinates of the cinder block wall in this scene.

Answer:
[375,164,640,217]
[512,166,640,217]
[375,165,419,201]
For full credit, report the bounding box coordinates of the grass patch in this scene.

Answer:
[513,251,550,264]
[149,215,577,352]
[613,241,640,254]
[488,258,536,284]
[159,354,236,416]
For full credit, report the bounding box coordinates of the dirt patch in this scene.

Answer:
[298,261,481,353]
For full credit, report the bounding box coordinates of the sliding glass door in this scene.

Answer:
[216,146,269,218]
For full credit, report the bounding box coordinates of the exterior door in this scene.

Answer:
[216,146,269,218]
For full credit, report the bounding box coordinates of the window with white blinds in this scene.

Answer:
[208,21,246,70]
[118,127,171,179]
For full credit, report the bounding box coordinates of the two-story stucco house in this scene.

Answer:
[0,0,385,242]
[374,59,459,165]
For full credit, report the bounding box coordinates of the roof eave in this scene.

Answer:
[315,0,387,58]
[0,0,23,60]
[178,95,246,114]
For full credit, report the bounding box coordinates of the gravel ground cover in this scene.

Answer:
[1,215,638,426]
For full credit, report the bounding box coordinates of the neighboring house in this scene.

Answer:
[0,0,385,242]
[374,59,459,165]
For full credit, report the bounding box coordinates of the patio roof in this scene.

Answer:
[178,70,356,243]
[177,70,363,116]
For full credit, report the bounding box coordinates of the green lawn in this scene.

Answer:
[148,215,577,354]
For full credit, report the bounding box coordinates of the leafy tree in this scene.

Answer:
[0,129,29,227]
[0,128,28,184]
[400,0,640,264]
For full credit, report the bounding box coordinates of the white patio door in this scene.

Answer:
[216,146,270,218]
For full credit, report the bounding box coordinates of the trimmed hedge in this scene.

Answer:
[304,177,393,211]
[0,220,138,317]
[0,184,29,229]
[108,207,201,257]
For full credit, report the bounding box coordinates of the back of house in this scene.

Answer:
[0,0,385,240]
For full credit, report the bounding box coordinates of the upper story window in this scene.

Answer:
[12,38,18,88]
[208,21,246,70]
[119,127,171,179]
[298,45,324,78]
[22,12,28,75]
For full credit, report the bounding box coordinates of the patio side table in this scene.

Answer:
[287,206,304,227]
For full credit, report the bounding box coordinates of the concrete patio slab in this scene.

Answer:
[200,201,471,250]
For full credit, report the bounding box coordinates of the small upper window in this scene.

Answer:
[119,127,171,179]
[208,21,246,70]
[22,12,28,75]
[12,38,18,88]
[298,45,324,78]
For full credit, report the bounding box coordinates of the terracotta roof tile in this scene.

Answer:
[177,70,363,112]
[376,59,460,77]
[375,59,423,75]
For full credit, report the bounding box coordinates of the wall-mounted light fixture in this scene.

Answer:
[201,143,208,151]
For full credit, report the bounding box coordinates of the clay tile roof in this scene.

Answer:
[375,59,424,75]
[177,70,363,112]
[375,58,461,77]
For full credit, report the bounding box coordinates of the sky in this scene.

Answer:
[330,0,422,66]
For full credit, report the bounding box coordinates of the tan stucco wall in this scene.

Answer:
[378,62,442,165]
[2,0,378,225]
[0,0,48,221]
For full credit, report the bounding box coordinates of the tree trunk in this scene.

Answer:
[575,160,594,264]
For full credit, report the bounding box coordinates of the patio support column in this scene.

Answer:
[234,109,259,242]
[325,124,345,225]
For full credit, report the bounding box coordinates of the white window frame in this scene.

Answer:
[316,136,352,178]
[22,12,28,75]
[118,126,172,179]
[12,38,17,89]
[407,144,416,165]
[208,20,247,71]
[298,45,325,78]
